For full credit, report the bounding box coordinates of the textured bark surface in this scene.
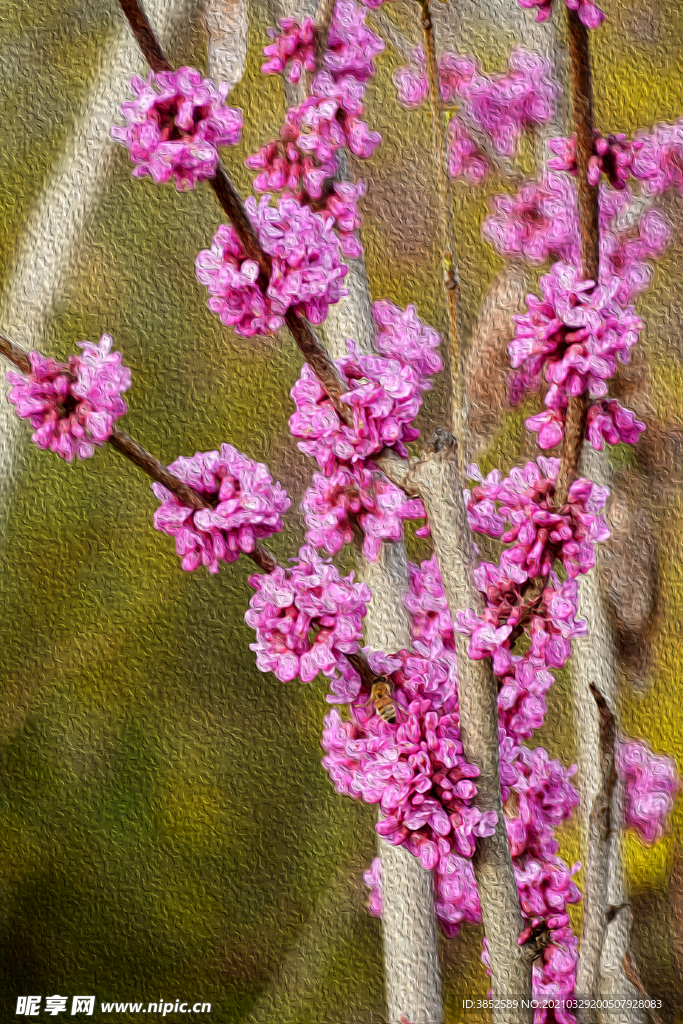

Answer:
[407,445,532,1023]
[571,445,646,1023]
[0,0,200,519]
[325,232,443,1024]
[204,0,249,89]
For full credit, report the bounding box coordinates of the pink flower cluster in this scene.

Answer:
[195,193,348,337]
[457,459,610,738]
[151,444,290,574]
[548,133,639,191]
[631,119,683,196]
[289,340,423,474]
[510,262,645,451]
[393,46,559,182]
[111,67,243,191]
[261,16,316,84]
[616,737,680,844]
[517,0,605,29]
[301,465,427,562]
[405,555,456,650]
[372,299,443,389]
[322,641,500,865]
[250,1,383,254]
[245,544,370,683]
[6,335,131,462]
[483,175,672,309]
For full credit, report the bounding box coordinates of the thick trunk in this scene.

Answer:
[571,446,646,1023]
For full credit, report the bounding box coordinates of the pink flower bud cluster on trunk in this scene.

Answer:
[151,444,290,574]
[296,299,439,560]
[6,335,131,462]
[249,0,383,256]
[484,177,672,309]
[111,67,243,191]
[195,193,348,337]
[245,544,370,685]
[509,262,645,451]
[615,738,680,844]
[517,0,605,29]
[393,46,560,184]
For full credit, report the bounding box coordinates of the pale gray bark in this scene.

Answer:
[0,0,201,521]
[571,446,645,1022]
[325,266,443,1024]
[204,0,249,89]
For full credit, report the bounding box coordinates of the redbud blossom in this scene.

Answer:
[111,67,243,191]
[151,445,290,574]
[616,737,680,844]
[261,17,316,84]
[6,335,131,462]
[195,194,348,337]
[517,0,605,30]
[245,544,370,684]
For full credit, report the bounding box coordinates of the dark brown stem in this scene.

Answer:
[0,331,32,374]
[416,0,466,459]
[115,0,353,427]
[117,0,173,71]
[555,10,601,507]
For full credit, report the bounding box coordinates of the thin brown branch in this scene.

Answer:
[415,0,467,460]
[0,331,31,374]
[115,0,354,428]
[555,10,600,506]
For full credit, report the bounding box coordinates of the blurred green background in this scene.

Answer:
[0,0,682,1020]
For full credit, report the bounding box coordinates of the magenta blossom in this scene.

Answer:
[631,119,683,196]
[302,464,426,562]
[548,132,639,191]
[245,544,371,684]
[289,340,425,475]
[111,67,243,191]
[151,444,290,574]
[482,173,581,267]
[325,0,385,84]
[195,194,348,337]
[616,737,680,844]
[405,556,456,651]
[6,335,131,462]
[517,0,605,29]
[261,16,316,84]
[372,299,443,389]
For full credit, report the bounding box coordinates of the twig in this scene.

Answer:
[415,0,467,464]
[115,0,353,428]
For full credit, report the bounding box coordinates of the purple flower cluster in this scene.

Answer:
[616,737,680,844]
[6,335,131,462]
[517,0,605,29]
[250,1,383,255]
[111,67,243,191]
[393,47,559,182]
[405,555,456,650]
[289,340,423,474]
[151,444,290,574]
[261,16,316,84]
[322,642,500,865]
[245,544,370,683]
[548,133,639,191]
[457,459,610,738]
[483,176,672,309]
[631,120,683,196]
[195,194,348,337]
[302,465,427,562]
[371,299,444,389]
[510,262,645,451]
